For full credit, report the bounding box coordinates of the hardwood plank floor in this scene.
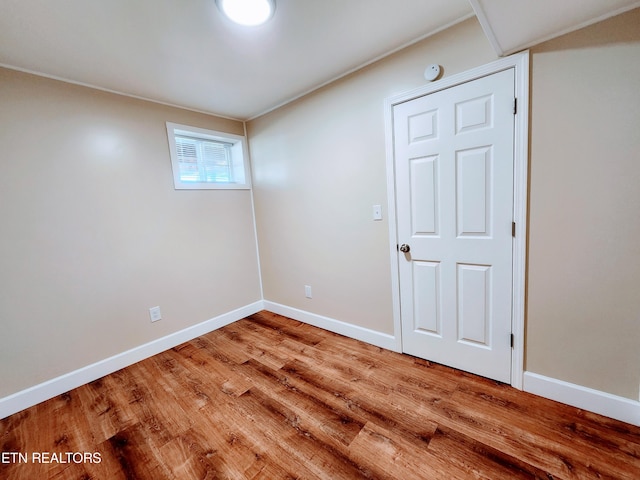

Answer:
[2,311,640,479]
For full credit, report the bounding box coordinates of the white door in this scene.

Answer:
[394,69,515,383]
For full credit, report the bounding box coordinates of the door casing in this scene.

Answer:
[384,51,529,389]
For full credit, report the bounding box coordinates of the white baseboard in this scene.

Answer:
[263,301,399,352]
[8,303,635,429]
[0,301,264,420]
[523,371,640,426]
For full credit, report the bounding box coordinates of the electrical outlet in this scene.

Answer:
[149,306,162,322]
[304,285,312,299]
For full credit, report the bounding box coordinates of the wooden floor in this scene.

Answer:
[2,311,640,479]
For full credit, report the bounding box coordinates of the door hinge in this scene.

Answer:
[510,333,514,348]
[513,98,517,115]
[512,222,516,237]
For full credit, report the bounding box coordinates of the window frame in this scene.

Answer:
[166,122,251,190]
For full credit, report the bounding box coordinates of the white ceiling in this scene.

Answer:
[0,0,638,120]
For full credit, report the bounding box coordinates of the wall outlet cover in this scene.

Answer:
[149,306,162,322]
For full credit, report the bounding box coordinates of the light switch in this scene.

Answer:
[373,205,383,221]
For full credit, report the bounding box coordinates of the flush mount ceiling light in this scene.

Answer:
[217,0,276,26]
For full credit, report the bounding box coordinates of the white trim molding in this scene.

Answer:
[524,372,640,427]
[5,298,638,428]
[263,301,398,352]
[384,51,529,389]
[0,301,264,420]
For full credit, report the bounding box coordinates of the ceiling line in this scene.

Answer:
[246,11,476,121]
[0,62,244,122]
[499,1,640,55]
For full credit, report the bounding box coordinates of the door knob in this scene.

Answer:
[399,244,410,253]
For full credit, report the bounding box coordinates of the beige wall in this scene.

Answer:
[0,68,262,398]
[249,9,640,401]
[248,18,498,334]
[527,8,640,400]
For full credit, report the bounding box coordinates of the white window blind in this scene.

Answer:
[166,122,250,190]
[175,135,233,183]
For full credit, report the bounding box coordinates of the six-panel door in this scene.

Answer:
[394,69,515,383]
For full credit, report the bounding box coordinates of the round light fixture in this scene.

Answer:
[217,0,275,26]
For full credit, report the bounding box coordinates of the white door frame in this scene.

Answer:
[384,51,529,389]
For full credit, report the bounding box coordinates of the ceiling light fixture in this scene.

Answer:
[217,0,276,26]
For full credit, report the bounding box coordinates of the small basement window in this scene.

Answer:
[166,122,250,189]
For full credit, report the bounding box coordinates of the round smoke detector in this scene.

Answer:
[424,64,441,82]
